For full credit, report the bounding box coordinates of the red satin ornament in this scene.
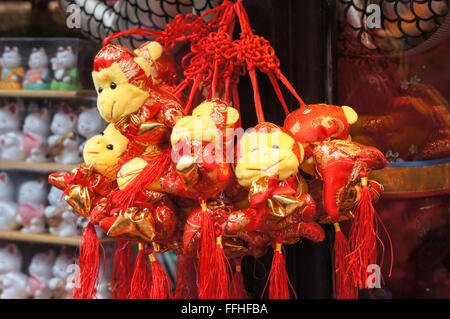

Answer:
[284,104,351,144]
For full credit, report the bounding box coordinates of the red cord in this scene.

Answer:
[248,68,265,123]
[267,71,290,116]
[103,28,161,47]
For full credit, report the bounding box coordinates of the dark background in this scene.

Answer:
[236,0,337,299]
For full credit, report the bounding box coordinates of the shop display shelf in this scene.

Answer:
[0,230,114,246]
[369,158,450,198]
[0,89,96,99]
[0,161,79,173]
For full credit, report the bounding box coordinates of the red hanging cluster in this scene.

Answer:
[47,0,392,301]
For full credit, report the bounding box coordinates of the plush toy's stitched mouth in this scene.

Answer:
[87,151,99,154]
[110,101,116,120]
[247,159,282,172]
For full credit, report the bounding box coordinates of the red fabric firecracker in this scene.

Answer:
[128,243,152,299]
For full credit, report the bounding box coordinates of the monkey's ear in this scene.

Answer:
[226,107,240,127]
[342,105,358,124]
[297,142,304,164]
[146,41,164,60]
[133,57,151,77]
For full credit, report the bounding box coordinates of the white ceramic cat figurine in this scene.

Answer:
[23,48,51,90]
[0,103,26,161]
[16,179,47,233]
[27,249,56,299]
[50,46,80,91]
[77,107,106,153]
[0,46,25,89]
[48,247,76,299]
[23,108,50,163]
[45,186,79,237]
[0,172,20,230]
[0,244,29,299]
[48,110,82,164]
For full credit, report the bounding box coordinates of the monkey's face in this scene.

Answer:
[235,129,303,187]
[83,123,129,177]
[170,100,240,146]
[92,62,149,123]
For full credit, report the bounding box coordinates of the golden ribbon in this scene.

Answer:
[107,207,156,242]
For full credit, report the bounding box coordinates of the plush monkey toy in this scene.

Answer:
[284,104,388,298]
[133,41,180,87]
[49,124,181,251]
[118,99,240,200]
[91,43,185,141]
[234,122,324,245]
[91,43,187,223]
[176,121,326,264]
[48,123,128,219]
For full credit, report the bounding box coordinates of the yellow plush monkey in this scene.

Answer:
[91,56,151,123]
[231,122,324,246]
[83,123,129,178]
[117,99,240,194]
[171,99,240,145]
[235,126,304,188]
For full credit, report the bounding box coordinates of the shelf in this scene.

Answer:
[369,159,450,198]
[0,230,115,246]
[0,161,80,173]
[0,89,96,98]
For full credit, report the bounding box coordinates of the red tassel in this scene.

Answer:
[72,222,101,299]
[348,175,378,290]
[149,253,173,299]
[111,239,135,299]
[111,148,172,209]
[174,255,198,299]
[230,258,249,299]
[128,243,152,299]
[333,223,358,299]
[263,243,295,299]
[208,236,231,299]
[198,200,216,299]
